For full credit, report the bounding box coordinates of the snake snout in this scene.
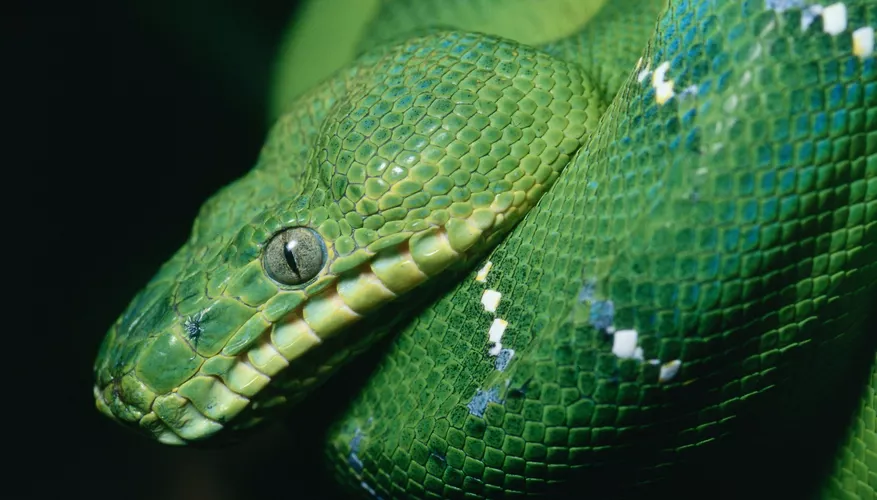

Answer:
[92,280,231,445]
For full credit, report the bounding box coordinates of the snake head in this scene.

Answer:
[93,31,602,444]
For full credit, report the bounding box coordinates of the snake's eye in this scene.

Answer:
[263,227,326,286]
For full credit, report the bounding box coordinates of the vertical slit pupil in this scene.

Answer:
[284,240,301,277]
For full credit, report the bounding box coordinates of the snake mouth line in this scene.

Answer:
[264,228,459,367]
[95,221,505,444]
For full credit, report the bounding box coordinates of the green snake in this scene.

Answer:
[94,0,876,497]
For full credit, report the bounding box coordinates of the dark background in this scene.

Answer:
[16,1,356,498]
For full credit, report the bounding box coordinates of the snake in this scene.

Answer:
[93,0,876,498]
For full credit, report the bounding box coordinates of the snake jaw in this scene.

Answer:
[92,201,550,444]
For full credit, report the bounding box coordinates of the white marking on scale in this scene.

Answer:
[481,289,502,313]
[611,329,639,359]
[853,27,874,57]
[652,62,670,86]
[652,61,675,104]
[659,360,682,382]
[488,319,507,344]
[821,3,847,36]
[637,68,651,83]
[475,260,493,282]
[487,318,508,356]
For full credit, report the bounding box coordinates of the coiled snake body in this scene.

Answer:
[94,0,876,497]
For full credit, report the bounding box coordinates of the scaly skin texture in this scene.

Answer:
[95,29,604,443]
[95,0,876,497]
